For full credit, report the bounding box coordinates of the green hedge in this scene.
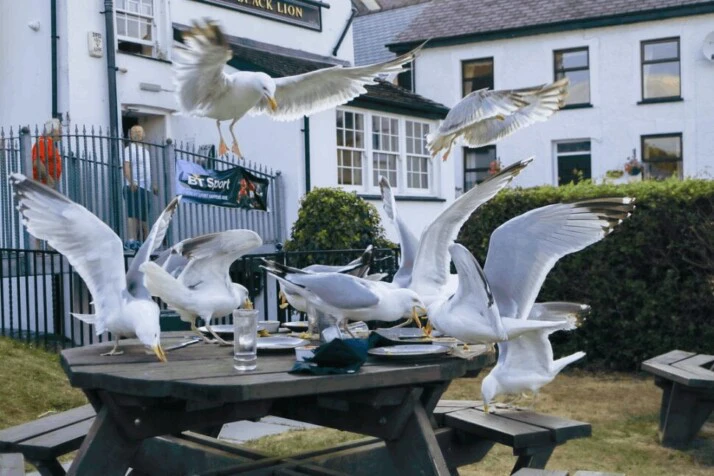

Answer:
[457,178,714,371]
[284,187,394,253]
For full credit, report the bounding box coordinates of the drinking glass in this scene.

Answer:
[233,309,259,371]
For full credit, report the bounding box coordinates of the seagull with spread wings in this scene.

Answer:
[427,78,569,161]
[174,19,424,158]
[11,173,179,362]
[141,229,263,345]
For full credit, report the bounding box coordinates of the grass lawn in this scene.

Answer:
[246,370,714,475]
[0,337,87,430]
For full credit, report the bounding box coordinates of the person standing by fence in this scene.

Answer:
[32,118,63,189]
[123,125,157,250]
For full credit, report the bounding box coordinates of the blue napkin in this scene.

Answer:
[289,338,369,375]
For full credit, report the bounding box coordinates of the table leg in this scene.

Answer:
[67,406,142,476]
[384,400,451,476]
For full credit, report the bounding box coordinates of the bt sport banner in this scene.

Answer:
[175,159,269,211]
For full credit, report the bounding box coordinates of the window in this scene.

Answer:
[463,146,496,192]
[406,121,430,190]
[555,141,591,185]
[116,0,155,55]
[462,58,494,97]
[642,134,682,180]
[336,109,435,195]
[641,38,681,101]
[337,110,365,186]
[554,47,590,106]
[397,61,414,92]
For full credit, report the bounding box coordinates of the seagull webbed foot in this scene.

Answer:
[218,139,229,157]
[231,141,244,159]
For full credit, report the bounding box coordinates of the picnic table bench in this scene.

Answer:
[641,350,714,448]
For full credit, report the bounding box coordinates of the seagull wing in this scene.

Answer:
[250,44,424,122]
[173,21,233,114]
[459,79,569,148]
[126,196,181,298]
[484,198,635,320]
[409,157,533,293]
[379,176,419,287]
[176,229,263,290]
[497,331,553,375]
[10,173,125,329]
[286,273,380,310]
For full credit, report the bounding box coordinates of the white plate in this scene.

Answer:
[257,336,310,351]
[368,344,450,359]
[281,321,309,332]
[198,325,289,339]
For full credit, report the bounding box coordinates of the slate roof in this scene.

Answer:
[391,0,714,47]
[354,2,432,65]
[352,0,432,16]
[172,25,448,119]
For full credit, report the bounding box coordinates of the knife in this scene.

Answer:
[165,338,202,352]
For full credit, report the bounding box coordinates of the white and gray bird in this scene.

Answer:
[378,176,419,288]
[174,19,424,158]
[406,157,534,307]
[10,173,180,362]
[262,260,427,334]
[481,322,586,413]
[427,78,569,161]
[141,229,263,345]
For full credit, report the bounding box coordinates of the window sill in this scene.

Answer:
[117,51,172,65]
[560,103,593,110]
[637,97,683,105]
[358,194,446,202]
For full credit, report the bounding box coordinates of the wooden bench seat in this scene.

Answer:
[0,404,95,476]
[434,400,591,475]
[642,350,714,448]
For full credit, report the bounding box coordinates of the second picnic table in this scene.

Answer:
[60,331,493,475]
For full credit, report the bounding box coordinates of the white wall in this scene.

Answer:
[415,14,714,188]
[0,0,53,128]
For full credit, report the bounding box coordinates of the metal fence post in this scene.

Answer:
[164,138,178,245]
[18,127,33,248]
[274,170,285,243]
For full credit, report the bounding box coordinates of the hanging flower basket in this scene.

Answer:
[624,158,643,176]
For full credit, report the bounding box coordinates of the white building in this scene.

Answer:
[383,0,714,191]
[0,0,451,245]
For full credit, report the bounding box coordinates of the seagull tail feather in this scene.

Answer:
[71,313,106,335]
[551,351,586,375]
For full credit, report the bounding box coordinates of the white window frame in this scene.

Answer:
[336,109,366,188]
[336,107,439,197]
[115,0,156,48]
[405,120,432,192]
[552,139,592,186]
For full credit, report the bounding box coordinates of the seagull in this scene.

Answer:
[174,19,424,158]
[481,322,586,413]
[10,173,179,362]
[406,157,534,307]
[261,260,427,335]
[427,78,569,161]
[378,176,419,288]
[141,229,263,345]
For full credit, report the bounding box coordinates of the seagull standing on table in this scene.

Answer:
[141,229,262,345]
[10,173,179,362]
[174,19,425,158]
[261,260,427,334]
[427,78,569,161]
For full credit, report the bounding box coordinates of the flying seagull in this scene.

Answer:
[427,78,569,161]
[11,173,180,362]
[141,229,263,345]
[174,19,425,158]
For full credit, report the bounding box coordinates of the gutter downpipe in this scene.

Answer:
[103,0,122,232]
[303,116,311,193]
[332,7,357,57]
[50,0,58,119]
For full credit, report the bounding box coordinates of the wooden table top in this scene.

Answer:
[61,332,493,403]
[642,350,714,389]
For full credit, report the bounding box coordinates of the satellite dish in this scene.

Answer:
[703,32,714,61]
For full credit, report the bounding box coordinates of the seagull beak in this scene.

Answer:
[153,344,168,363]
[267,96,278,111]
[412,306,422,329]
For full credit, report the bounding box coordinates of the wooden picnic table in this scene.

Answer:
[60,331,493,475]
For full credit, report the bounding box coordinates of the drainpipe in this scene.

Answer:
[50,0,58,119]
[102,0,122,232]
[332,7,357,57]
[302,116,311,193]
